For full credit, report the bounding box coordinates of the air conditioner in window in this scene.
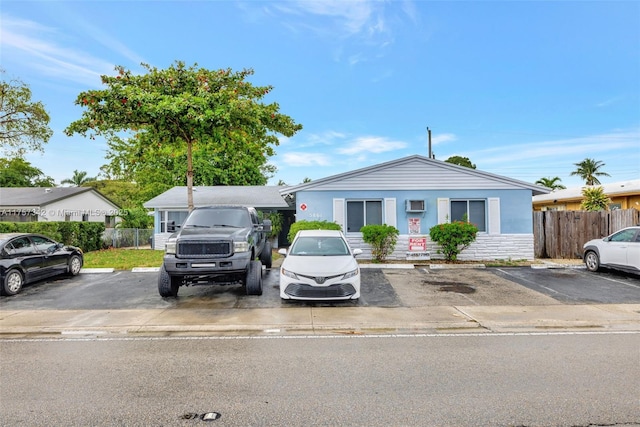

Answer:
[406,199,426,212]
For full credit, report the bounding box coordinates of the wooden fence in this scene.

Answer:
[533,208,640,259]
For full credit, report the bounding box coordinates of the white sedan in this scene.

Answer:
[279,230,363,300]
[583,226,640,274]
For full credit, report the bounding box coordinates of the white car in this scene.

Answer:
[279,230,363,300]
[583,226,640,274]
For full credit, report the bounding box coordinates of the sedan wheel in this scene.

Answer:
[2,270,24,296]
[585,251,600,272]
[69,255,83,276]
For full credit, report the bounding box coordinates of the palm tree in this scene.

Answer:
[570,158,610,186]
[535,176,566,190]
[61,170,97,187]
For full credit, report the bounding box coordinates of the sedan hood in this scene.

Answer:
[282,255,358,275]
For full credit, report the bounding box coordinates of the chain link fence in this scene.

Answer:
[102,228,154,249]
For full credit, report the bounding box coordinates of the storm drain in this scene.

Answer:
[436,282,476,294]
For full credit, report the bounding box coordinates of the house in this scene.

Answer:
[532,179,640,211]
[0,187,121,227]
[279,155,550,261]
[144,185,292,250]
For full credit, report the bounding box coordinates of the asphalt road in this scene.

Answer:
[1,333,638,426]
[1,266,639,310]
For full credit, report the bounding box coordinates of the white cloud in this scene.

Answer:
[337,136,407,155]
[431,133,457,145]
[281,152,333,167]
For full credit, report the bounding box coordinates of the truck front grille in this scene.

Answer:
[177,241,231,258]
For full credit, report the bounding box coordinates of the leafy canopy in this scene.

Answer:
[65,61,302,210]
[445,156,476,169]
[570,158,610,186]
[0,157,55,187]
[535,176,566,190]
[0,70,53,157]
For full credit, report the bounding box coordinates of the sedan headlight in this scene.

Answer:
[165,238,176,255]
[234,241,249,253]
[342,268,359,280]
[280,267,299,280]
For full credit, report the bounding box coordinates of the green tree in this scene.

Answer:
[61,169,97,186]
[445,156,476,169]
[84,179,148,209]
[581,186,611,211]
[0,157,55,187]
[0,70,53,157]
[65,61,302,211]
[570,158,610,186]
[535,176,566,190]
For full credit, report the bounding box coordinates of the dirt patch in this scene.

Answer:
[382,267,562,307]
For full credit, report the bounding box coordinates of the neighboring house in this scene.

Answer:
[279,155,550,261]
[532,179,640,211]
[144,186,292,250]
[0,187,121,227]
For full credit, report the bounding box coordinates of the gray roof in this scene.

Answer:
[143,186,290,209]
[0,187,99,207]
[280,155,551,196]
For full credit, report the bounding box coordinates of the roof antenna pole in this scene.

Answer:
[427,127,432,159]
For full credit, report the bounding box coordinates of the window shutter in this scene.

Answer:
[333,198,345,232]
[384,198,397,227]
[437,198,450,224]
[488,197,501,235]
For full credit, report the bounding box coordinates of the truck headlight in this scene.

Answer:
[234,241,249,253]
[165,238,176,255]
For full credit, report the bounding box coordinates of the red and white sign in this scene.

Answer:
[408,236,427,252]
[300,203,308,211]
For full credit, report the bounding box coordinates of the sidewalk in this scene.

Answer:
[2,303,639,338]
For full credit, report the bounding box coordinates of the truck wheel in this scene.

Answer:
[158,265,179,297]
[260,241,272,269]
[245,260,263,295]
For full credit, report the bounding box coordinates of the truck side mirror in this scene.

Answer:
[261,219,272,233]
[167,221,177,232]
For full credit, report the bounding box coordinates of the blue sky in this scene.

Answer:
[2,0,639,188]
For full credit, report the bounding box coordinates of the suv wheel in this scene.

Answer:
[158,265,180,297]
[245,260,263,295]
[584,251,600,272]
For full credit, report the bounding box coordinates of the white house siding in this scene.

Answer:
[348,234,535,261]
[39,191,120,223]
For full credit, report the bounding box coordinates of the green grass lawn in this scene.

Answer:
[83,248,165,270]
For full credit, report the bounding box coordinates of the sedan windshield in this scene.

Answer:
[290,237,349,256]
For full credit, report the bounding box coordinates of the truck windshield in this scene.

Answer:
[183,209,251,228]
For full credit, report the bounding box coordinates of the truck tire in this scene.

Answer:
[245,260,263,295]
[260,241,273,269]
[158,265,179,297]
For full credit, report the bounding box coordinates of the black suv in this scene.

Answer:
[158,206,272,297]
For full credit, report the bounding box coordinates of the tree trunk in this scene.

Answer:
[186,140,194,211]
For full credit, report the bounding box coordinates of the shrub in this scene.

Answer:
[429,220,478,261]
[287,220,342,242]
[580,186,611,211]
[360,224,399,262]
[0,221,106,252]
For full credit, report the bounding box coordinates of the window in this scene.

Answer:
[160,210,189,232]
[346,200,382,232]
[105,215,116,228]
[7,237,36,256]
[82,214,89,221]
[451,200,486,232]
